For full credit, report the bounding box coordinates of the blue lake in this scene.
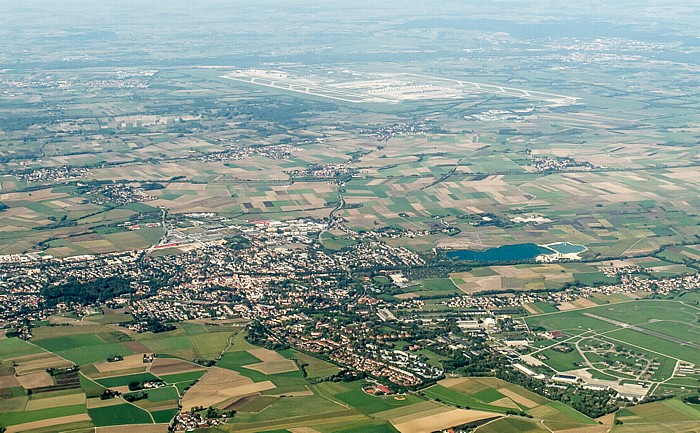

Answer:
[446,243,551,262]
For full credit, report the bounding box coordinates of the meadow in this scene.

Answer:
[525,300,700,385]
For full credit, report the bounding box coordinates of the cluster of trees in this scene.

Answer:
[127,380,163,391]
[141,182,165,190]
[194,358,216,367]
[42,276,134,306]
[205,406,235,419]
[46,366,79,376]
[496,368,618,418]
[245,321,288,351]
[308,369,366,384]
[224,235,251,250]
[99,389,120,400]
[683,395,699,404]
[34,214,77,231]
[124,392,148,402]
[143,319,176,333]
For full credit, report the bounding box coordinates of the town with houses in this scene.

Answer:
[1,214,698,408]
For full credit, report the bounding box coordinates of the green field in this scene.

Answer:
[145,386,179,402]
[0,404,86,427]
[140,335,198,360]
[319,422,399,433]
[125,385,179,403]
[291,350,341,379]
[314,381,422,415]
[59,344,134,365]
[191,332,233,359]
[0,338,46,359]
[423,384,512,413]
[87,404,153,426]
[151,408,179,423]
[225,394,350,426]
[217,351,263,371]
[535,348,587,372]
[418,278,460,292]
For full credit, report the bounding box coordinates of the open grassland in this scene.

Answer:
[138,335,198,361]
[191,332,233,359]
[131,386,179,403]
[310,420,399,433]
[78,374,107,399]
[31,325,119,340]
[526,300,700,370]
[150,409,179,424]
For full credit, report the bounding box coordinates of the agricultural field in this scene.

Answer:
[612,399,700,433]
[0,318,241,431]
[2,55,700,260]
[2,1,700,432]
[450,262,616,294]
[421,377,596,431]
[2,308,699,432]
[1,329,600,433]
